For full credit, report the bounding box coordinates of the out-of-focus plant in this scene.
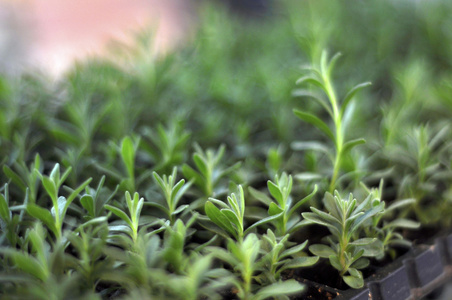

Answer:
[359,180,420,259]
[182,144,241,200]
[293,51,370,192]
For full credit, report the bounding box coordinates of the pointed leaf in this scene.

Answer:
[280,256,319,272]
[205,201,236,237]
[255,279,304,300]
[244,211,284,235]
[104,205,133,228]
[342,139,366,156]
[293,110,335,142]
[26,204,57,236]
[121,136,135,178]
[340,82,372,118]
[3,166,26,191]
[309,244,335,258]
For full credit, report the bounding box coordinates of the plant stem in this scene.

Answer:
[323,72,343,193]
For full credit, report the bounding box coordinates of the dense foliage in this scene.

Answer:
[1,0,452,298]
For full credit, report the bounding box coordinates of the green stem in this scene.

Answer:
[324,74,343,193]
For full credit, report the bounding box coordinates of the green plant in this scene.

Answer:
[303,191,384,288]
[249,173,317,237]
[257,229,318,285]
[3,153,42,204]
[141,122,191,173]
[204,185,282,242]
[150,167,192,224]
[207,233,304,300]
[104,191,164,249]
[182,143,241,199]
[293,51,370,192]
[359,180,420,259]
[26,164,92,241]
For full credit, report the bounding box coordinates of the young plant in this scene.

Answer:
[182,143,241,199]
[204,185,282,242]
[3,153,42,204]
[78,175,119,221]
[293,51,369,192]
[66,220,112,292]
[0,223,97,299]
[359,180,420,259]
[385,125,451,224]
[151,167,192,224]
[104,191,164,249]
[302,191,384,288]
[0,184,22,247]
[26,164,92,241]
[141,122,191,173]
[257,229,319,285]
[249,173,317,237]
[207,233,304,300]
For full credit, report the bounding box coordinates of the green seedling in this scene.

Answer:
[258,229,319,285]
[207,233,304,300]
[26,164,92,241]
[360,180,420,259]
[105,191,165,248]
[293,51,369,192]
[142,122,191,173]
[303,191,384,288]
[3,153,42,204]
[249,173,317,237]
[182,143,241,199]
[205,185,282,242]
[151,167,192,224]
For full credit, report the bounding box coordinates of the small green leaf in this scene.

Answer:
[254,279,304,300]
[268,202,284,216]
[205,202,236,237]
[352,258,370,269]
[0,193,11,222]
[244,211,284,235]
[293,110,335,143]
[349,238,376,246]
[3,166,26,191]
[280,256,319,272]
[80,195,95,216]
[329,254,342,271]
[309,244,335,258]
[193,153,208,177]
[249,187,272,206]
[104,204,133,228]
[171,204,189,216]
[121,136,135,179]
[343,269,364,289]
[26,204,57,236]
[267,180,283,206]
[281,240,308,259]
[296,75,325,91]
[383,219,420,229]
[342,138,366,156]
[340,82,372,118]
[41,176,57,201]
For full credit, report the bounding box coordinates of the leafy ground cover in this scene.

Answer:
[1,0,452,299]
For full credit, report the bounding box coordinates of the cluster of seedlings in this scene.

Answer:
[1,0,452,299]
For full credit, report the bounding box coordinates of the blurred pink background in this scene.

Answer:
[0,0,194,75]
